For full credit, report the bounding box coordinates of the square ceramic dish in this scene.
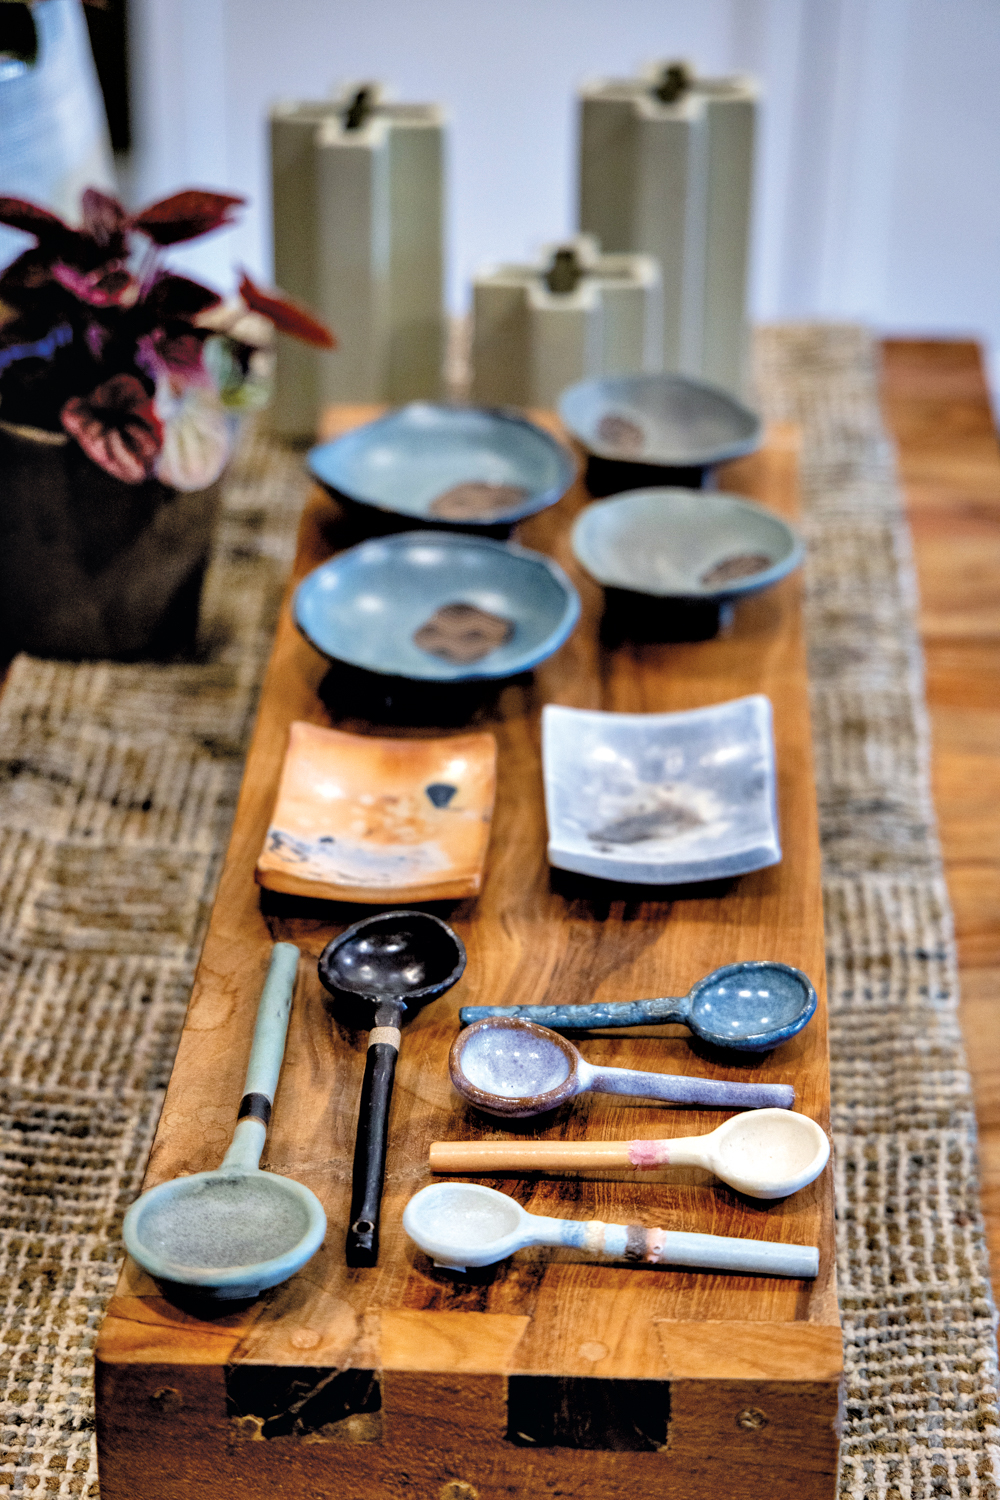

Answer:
[542,696,780,884]
[256,722,497,904]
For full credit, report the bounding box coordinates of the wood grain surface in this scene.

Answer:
[95,413,840,1500]
[880,339,1000,1283]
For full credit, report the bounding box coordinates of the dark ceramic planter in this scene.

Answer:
[0,420,222,660]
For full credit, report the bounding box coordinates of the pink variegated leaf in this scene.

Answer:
[61,375,163,484]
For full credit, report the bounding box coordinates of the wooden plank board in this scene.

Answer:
[95,414,841,1500]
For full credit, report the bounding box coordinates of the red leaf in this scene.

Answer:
[0,196,70,240]
[132,190,245,246]
[144,272,222,320]
[80,188,129,249]
[61,374,163,484]
[238,272,336,349]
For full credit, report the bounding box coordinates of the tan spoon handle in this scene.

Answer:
[428,1138,705,1172]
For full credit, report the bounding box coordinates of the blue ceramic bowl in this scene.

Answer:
[559,373,763,470]
[294,531,581,682]
[307,403,576,530]
[572,489,804,603]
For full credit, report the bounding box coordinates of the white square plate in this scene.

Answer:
[542,696,780,884]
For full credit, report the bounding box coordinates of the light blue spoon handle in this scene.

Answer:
[241,942,301,1106]
[584,1062,794,1110]
[459,998,690,1029]
[535,1215,817,1276]
[222,942,301,1172]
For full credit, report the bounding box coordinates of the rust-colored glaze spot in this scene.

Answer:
[414,602,515,664]
[700,552,773,587]
[428,481,529,521]
[597,413,645,455]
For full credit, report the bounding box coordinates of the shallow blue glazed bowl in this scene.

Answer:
[572,489,804,604]
[294,531,581,682]
[307,403,576,530]
[559,373,763,470]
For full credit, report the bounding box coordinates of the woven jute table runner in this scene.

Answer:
[1,327,997,1499]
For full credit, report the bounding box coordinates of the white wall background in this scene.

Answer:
[47,0,1000,390]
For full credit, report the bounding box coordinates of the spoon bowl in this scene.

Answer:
[704,1109,828,1197]
[459,960,817,1053]
[319,910,465,1015]
[123,1165,327,1300]
[450,1016,795,1119]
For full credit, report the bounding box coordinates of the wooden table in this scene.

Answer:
[94,412,841,1500]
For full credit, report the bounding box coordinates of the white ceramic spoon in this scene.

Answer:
[403,1180,819,1276]
[429,1108,829,1200]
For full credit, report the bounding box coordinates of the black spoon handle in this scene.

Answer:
[347,1009,402,1268]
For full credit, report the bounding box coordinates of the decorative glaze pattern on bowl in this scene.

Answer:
[256,722,497,904]
[307,403,575,529]
[558,372,763,469]
[571,488,804,602]
[293,531,581,682]
[542,696,780,885]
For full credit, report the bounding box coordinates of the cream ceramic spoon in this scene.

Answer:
[402,1181,819,1276]
[429,1108,829,1200]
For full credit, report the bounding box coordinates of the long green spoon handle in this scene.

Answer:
[458,997,689,1029]
[222,942,300,1171]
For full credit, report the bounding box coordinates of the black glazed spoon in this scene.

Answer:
[318,911,466,1267]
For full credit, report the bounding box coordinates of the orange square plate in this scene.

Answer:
[255,722,497,904]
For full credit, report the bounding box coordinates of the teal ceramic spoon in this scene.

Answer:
[458,961,817,1053]
[122,943,326,1301]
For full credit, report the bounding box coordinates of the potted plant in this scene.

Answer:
[0,186,334,659]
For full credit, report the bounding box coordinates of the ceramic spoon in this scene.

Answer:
[429,1107,829,1199]
[318,911,466,1268]
[459,960,817,1052]
[122,943,327,1300]
[450,1016,794,1120]
[403,1181,819,1277]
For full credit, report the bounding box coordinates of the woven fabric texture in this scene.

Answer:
[0,328,997,1499]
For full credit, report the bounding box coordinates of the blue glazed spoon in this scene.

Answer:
[458,961,817,1054]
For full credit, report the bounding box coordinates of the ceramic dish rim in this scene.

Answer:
[292,529,582,682]
[540,695,780,886]
[121,1168,328,1295]
[558,372,764,467]
[570,487,806,601]
[317,908,468,1006]
[306,401,577,527]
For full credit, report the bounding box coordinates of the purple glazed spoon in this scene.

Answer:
[449,1017,794,1120]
